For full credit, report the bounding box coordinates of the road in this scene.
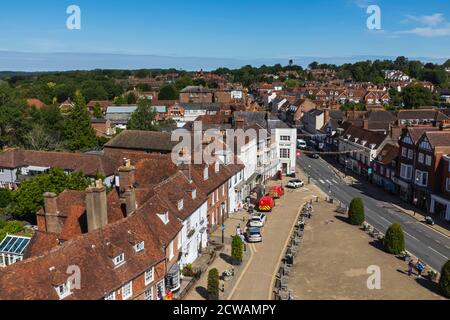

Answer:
[297,155,450,272]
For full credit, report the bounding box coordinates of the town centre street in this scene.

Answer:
[228,174,323,300]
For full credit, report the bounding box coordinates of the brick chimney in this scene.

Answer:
[119,159,137,216]
[40,192,66,234]
[390,125,402,141]
[85,180,108,232]
[363,119,369,130]
[235,118,245,129]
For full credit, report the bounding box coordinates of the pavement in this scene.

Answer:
[297,155,450,272]
[183,209,250,300]
[288,196,446,300]
[184,175,321,300]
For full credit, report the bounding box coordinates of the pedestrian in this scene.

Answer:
[408,260,414,276]
[417,260,424,278]
[236,224,241,236]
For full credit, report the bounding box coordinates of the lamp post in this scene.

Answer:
[221,203,226,244]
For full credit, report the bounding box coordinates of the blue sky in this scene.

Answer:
[0,0,449,70]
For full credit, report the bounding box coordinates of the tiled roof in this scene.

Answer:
[0,149,118,176]
[0,212,165,300]
[104,130,177,152]
[342,124,388,149]
[424,131,450,148]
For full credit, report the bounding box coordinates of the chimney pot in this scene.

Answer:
[86,180,108,232]
[41,192,66,234]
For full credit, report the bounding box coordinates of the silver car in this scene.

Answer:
[249,214,267,228]
[246,227,263,243]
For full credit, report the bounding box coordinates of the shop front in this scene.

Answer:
[430,194,450,221]
[392,177,412,202]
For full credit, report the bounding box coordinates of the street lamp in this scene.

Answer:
[221,203,226,244]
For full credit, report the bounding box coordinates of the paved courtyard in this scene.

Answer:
[288,198,446,300]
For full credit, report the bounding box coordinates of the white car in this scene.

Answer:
[297,139,307,149]
[287,179,305,189]
[246,227,263,243]
[249,214,267,228]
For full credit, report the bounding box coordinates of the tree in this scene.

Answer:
[439,260,450,298]
[24,124,60,151]
[63,90,98,151]
[8,168,91,221]
[231,236,244,265]
[158,84,179,100]
[384,223,405,254]
[444,59,450,68]
[127,99,158,131]
[348,197,365,225]
[175,76,194,91]
[402,86,437,109]
[0,188,12,208]
[92,103,104,119]
[309,61,319,70]
[207,268,220,300]
[284,79,298,89]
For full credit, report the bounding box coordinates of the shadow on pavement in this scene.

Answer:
[415,277,443,297]
[219,253,234,265]
[195,286,209,300]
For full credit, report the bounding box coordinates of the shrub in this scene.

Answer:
[207,268,220,300]
[348,197,365,225]
[231,235,244,264]
[439,260,450,298]
[182,264,194,277]
[384,223,405,254]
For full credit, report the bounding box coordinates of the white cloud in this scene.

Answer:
[398,13,450,37]
[404,13,444,26]
[397,26,450,37]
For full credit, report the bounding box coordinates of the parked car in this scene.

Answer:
[249,213,267,228]
[246,227,263,243]
[287,179,304,189]
[297,139,307,149]
[309,153,320,159]
[425,216,435,225]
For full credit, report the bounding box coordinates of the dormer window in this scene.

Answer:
[55,282,71,300]
[215,162,220,173]
[134,241,145,253]
[204,167,209,180]
[178,199,184,210]
[192,189,197,200]
[157,212,170,225]
[113,253,125,267]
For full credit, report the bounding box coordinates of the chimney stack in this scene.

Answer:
[363,119,369,130]
[40,192,66,234]
[235,118,245,129]
[85,180,108,232]
[119,159,137,216]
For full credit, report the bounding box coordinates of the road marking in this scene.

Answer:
[428,246,449,260]
[332,179,338,184]
[379,216,391,225]
[319,179,325,184]
[435,240,441,244]
[326,179,332,185]
[404,231,419,241]
[251,243,257,253]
